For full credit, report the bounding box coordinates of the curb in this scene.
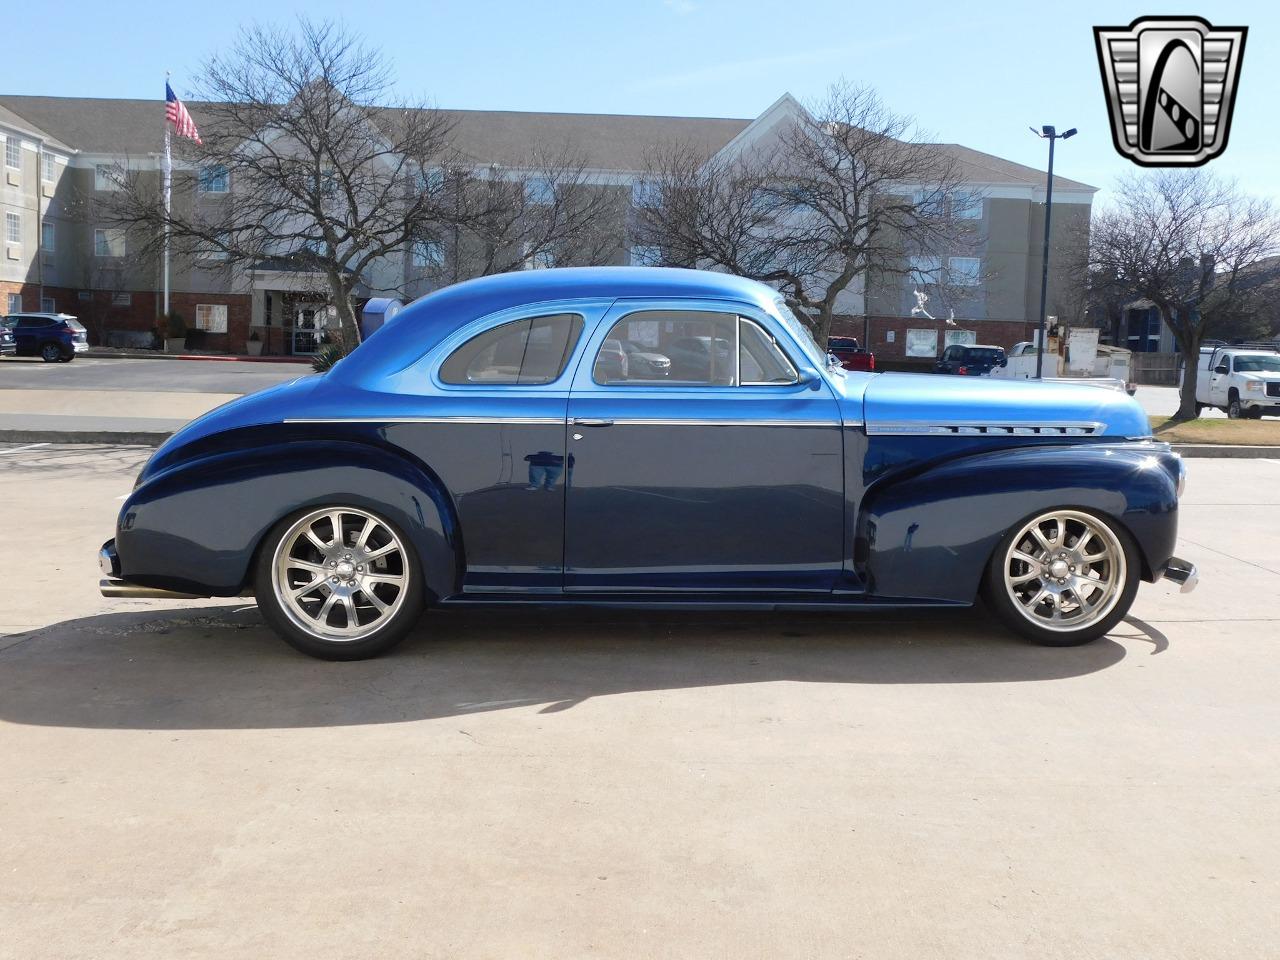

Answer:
[1171,444,1280,459]
[0,429,171,446]
[82,350,310,365]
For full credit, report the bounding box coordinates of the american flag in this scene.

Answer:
[165,82,201,144]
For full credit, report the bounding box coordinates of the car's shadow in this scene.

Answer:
[0,605,1161,730]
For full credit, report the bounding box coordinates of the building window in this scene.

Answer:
[112,292,131,306]
[631,179,660,208]
[418,168,445,194]
[411,239,444,268]
[94,227,125,257]
[522,244,555,270]
[7,292,21,313]
[198,232,229,261]
[198,164,229,194]
[95,164,122,191]
[905,328,939,358]
[77,291,91,302]
[911,188,945,219]
[4,138,19,169]
[41,297,55,313]
[908,255,941,285]
[953,194,983,219]
[41,220,54,251]
[5,211,20,244]
[630,244,662,266]
[525,177,555,206]
[195,303,228,333]
[948,257,981,286]
[42,152,57,183]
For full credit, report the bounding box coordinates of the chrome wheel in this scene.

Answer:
[1002,510,1126,633]
[270,507,410,642]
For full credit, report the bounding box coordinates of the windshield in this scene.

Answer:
[770,298,826,370]
[1235,355,1280,372]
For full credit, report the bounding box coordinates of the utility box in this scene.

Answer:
[361,298,404,339]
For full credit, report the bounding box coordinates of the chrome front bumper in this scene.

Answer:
[1163,556,1199,594]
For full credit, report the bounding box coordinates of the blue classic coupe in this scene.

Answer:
[99,268,1197,659]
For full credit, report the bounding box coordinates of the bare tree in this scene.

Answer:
[1090,170,1280,419]
[635,81,974,344]
[444,145,622,280]
[102,18,461,347]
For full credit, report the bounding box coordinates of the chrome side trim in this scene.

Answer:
[283,416,852,428]
[866,420,1105,437]
[283,417,565,425]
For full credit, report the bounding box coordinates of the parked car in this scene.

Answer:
[619,340,671,379]
[594,338,629,382]
[665,335,734,382]
[0,317,15,356]
[1187,345,1280,419]
[827,336,875,372]
[7,313,88,362]
[99,267,1195,660]
[934,343,1007,376]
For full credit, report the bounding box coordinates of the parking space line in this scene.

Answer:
[0,442,50,455]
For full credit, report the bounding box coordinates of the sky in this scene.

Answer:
[5,0,1275,204]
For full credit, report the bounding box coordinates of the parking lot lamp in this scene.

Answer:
[1030,125,1076,379]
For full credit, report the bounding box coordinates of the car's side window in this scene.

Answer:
[593,310,798,387]
[739,318,798,384]
[440,313,583,385]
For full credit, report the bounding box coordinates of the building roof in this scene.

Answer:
[0,94,1095,190]
[0,101,73,153]
[928,143,1096,192]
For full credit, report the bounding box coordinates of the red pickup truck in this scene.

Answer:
[827,336,875,372]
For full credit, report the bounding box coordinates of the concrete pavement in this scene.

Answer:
[2,444,1277,958]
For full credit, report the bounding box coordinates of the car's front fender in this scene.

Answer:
[859,443,1181,602]
[116,439,462,598]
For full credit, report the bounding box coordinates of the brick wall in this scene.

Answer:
[166,292,252,353]
[832,315,1036,361]
[0,281,38,312]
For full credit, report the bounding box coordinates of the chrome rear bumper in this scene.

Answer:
[99,577,205,600]
[1163,556,1199,594]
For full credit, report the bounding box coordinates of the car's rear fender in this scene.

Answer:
[857,443,1180,602]
[116,439,462,598]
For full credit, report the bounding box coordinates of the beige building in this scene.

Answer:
[0,93,1094,358]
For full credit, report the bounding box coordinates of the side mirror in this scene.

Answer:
[1214,364,1229,375]
[999,356,1008,367]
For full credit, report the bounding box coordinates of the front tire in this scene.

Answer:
[254,505,425,660]
[1227,392,1243,419]
[984,508,1140,647]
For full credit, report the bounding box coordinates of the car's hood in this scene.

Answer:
[859,372,1149,437]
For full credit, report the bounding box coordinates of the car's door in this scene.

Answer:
[405,303,607,595]
[13,316,41,354]
[1208,353,1232,406]
[563,299,846,594]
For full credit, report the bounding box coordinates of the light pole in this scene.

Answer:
[1030,125,1076,379]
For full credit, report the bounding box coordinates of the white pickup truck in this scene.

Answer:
[1188,346,1280,419]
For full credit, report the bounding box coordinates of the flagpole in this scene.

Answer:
[163,73,171,318]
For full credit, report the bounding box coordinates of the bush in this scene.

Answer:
[161,311,187,339]
[311,341,348,372]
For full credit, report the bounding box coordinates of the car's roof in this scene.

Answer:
[8,312,78,320]
[962,343,1005,351]
[333,267,784,385]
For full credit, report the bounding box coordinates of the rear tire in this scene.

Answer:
[40,343,62,363]
[983,508,1140,647]
[254,505,426,660]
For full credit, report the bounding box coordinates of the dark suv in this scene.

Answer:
[6,313,88,362]
[934,343,1007,376]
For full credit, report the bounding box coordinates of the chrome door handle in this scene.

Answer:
[571,418,614,427]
